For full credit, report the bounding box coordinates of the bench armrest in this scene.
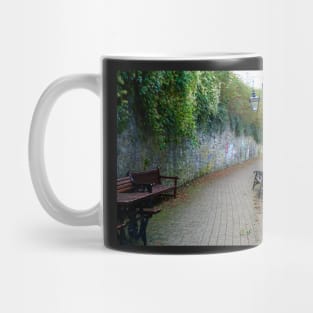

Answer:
[160,176,178,198]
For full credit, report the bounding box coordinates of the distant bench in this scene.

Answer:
[116,168,179,245]
[252,170,263,198]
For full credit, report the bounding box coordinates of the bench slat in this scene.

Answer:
[117,176,133,193]
[117,176,131,182]
[117,180,133,187]
[117,187,134,193]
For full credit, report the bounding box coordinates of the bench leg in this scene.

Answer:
[252,181,256,190]
[174,179,177,198]
[127,211,139,243]
[117,227,127,245]
[126,210,150,246]
[258,184,263,198]
[139,214,149,246]
[252,174,257,190]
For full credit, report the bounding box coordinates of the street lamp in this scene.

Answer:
[249,89,259,112]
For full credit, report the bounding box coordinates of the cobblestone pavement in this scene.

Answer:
[147,159,263,246]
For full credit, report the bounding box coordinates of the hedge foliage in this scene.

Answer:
[117,70,262,149]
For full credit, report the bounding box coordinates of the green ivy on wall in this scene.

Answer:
[117,70,262,149]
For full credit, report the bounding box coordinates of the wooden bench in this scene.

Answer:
[116,168,179,245]
[128,168,178,198]
[117,175,162,214]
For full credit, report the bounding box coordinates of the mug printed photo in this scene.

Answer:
[115,69,263,247]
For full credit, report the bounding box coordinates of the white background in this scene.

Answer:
[1,0,313,312]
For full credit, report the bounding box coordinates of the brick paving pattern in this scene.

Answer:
[147,159,263,246]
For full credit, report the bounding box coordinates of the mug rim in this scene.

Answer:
[102,52,261,61]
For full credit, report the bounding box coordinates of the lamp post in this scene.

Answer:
[249,81,260,112]
[249,90,259,111]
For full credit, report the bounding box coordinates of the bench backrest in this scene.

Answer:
[116,176,134,193]
[254,170,263,181]
[129,168,161,185]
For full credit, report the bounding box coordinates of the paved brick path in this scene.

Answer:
[147,159,263,246]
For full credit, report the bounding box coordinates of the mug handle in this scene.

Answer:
[29,74,101,226]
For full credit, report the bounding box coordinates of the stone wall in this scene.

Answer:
[117,116,262,185]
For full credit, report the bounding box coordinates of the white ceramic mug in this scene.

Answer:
[29,53,263,253]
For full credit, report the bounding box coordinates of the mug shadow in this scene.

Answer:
[29,223,106,252]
